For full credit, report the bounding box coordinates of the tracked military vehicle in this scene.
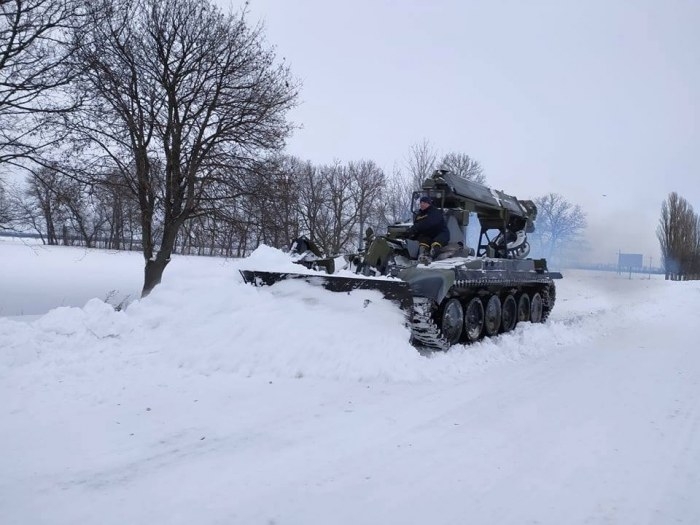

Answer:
[241,170,562,350]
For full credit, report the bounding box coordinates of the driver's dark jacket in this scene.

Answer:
[409,205,450,246]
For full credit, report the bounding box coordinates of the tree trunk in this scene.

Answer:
[141,220,182,297]
[142,256,169,297]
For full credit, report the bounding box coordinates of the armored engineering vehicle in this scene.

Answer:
[241,170,562,350]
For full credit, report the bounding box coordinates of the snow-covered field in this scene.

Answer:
[1,238,699,524]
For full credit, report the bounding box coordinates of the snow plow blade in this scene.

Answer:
[239,270,414,311]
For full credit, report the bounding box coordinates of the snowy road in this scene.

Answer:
[1,243,699,524]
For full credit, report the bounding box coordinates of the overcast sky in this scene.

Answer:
[236,0,699,264]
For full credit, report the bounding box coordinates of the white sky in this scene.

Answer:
[236,0,700,264]
[3,240,700,523]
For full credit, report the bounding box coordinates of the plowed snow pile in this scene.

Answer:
[0,241,666,381]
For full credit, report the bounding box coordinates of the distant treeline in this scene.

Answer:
[1,147,589,267]
[567,261,665,275]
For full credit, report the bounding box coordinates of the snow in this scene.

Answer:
[2,238,699,524]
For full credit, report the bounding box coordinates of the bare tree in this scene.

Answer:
[438,152,485,184]
[657,192,700,280]
[690,213,700,280]
[94,171,140,250]
[379,139,437,231]
[286,158,386,255]
[12,166,66,243]
[247,155,301,249]
[269,157,303,247]
[0,178,13,229]
[296,160,327,245]
[405,139,438,190]
[377,147,485,233]
[64,0,298,295]
[376,166,414,229]
[348,159,385,249]
[312,162,353,255]
[531,193,587,262]
[0,0,82,167]
[315,160,385,254]
[59,175,110,247]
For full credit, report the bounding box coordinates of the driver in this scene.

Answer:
[407,196,450,261]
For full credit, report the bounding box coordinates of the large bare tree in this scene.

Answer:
[11,166,66,243]
[438,152,485,184]
[64,0,298,295]
[0,0,81,167]
[405,139,437,190]
[347,159,385,249]
[531,192,587,261]
[657,192,700,280]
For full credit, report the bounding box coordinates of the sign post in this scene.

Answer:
[618,253,644,279]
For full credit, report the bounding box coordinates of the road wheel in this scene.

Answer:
[484,295,502,336]
[501,294,517,332]
[530,292,543,323]
[541,284,556,322]
[439,298,464,346]
[517,293,530,322]
[463,297,485,342]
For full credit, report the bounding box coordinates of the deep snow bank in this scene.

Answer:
[1,241,692,382]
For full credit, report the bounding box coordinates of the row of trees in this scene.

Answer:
[0,147,489,255]
[2,144,588,265]
[657,192,700,280]
[0,0,588,294]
